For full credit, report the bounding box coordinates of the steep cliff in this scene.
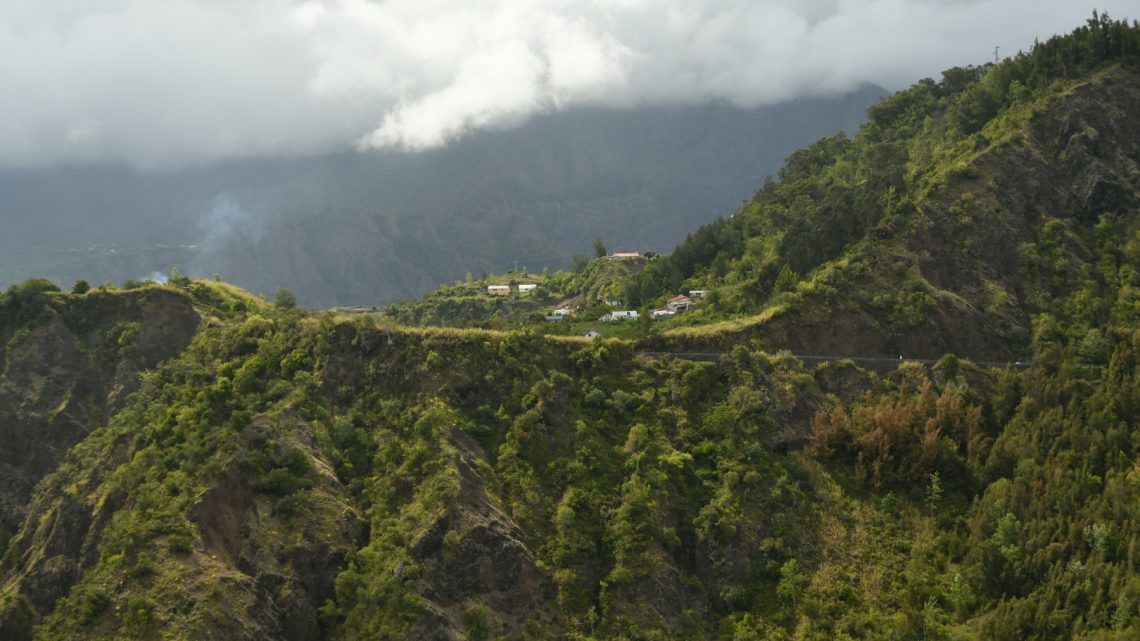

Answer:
[0,285,199,555]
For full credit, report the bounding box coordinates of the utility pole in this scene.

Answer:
[993,46,1000,64]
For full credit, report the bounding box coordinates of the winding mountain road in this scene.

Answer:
[638,351,1031,371]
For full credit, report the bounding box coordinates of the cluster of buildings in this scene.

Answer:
[597,290,708,322]
[480,266,709,331]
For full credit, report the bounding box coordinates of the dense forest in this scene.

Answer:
[0,13,1138,641]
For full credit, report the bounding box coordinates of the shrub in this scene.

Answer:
[274,288,298,310]
[75,589,112,625]
[166,535,193,556]
[8,278,59,296]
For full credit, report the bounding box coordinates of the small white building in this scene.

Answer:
[651,309,676,319]
[689,290,709,299]
[667,295,693,313]
[545,314,565,322]
[583,329,603,338]
[487,285,510,295]
[610,251,641,259]
[554,307,572,316]
[518,283,537,294]
[610,310,640,321]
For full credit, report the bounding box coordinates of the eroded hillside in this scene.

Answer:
[0,280,1134,640]
[0,282,199,558]
[0,15,1137,641]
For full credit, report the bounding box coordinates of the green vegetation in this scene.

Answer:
[274,287,298,310]
[1,280,1136,640]
[0,15,1138,641]
[613,13,1140,355]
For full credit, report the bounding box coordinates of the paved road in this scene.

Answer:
[638,351,1031,371]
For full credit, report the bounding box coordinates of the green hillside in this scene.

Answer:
[392,14,1140,361]
[619,12,1140,360]
[0,14,1137,641]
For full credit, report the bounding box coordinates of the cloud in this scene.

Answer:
[0,0,1133,168]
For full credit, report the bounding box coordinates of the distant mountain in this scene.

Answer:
[0,89,883,306]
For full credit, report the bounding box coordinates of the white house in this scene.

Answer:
[554,307,572,316]
[518,283,537,294]
[651,309,676,319]
[689,290,709,299]
[610,251,641,259]
[667,295,693,313]
[610,310,639,320]
[583,329,603,338]
[545,314,565,322]
[487,285,510,295]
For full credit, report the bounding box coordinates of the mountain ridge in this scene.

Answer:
[0,14,1138,641]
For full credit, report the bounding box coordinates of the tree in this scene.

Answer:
[638,305,654,338]
[11,278,59,295]
[274,288,298,310]
[71,279,90,295]
[773,263,799,295]
[776,558,808,609]
[594,238,608,259]
[926,472,943,518]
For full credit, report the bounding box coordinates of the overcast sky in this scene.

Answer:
[0,1,1132,170]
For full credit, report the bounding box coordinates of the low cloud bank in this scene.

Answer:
[1,1,1131,169]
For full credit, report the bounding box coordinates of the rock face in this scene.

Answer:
[404,432,554,640]
[181,415,365,641]
[902,65,1140,354]
[0,287,200,640]
[0,289,199,544]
